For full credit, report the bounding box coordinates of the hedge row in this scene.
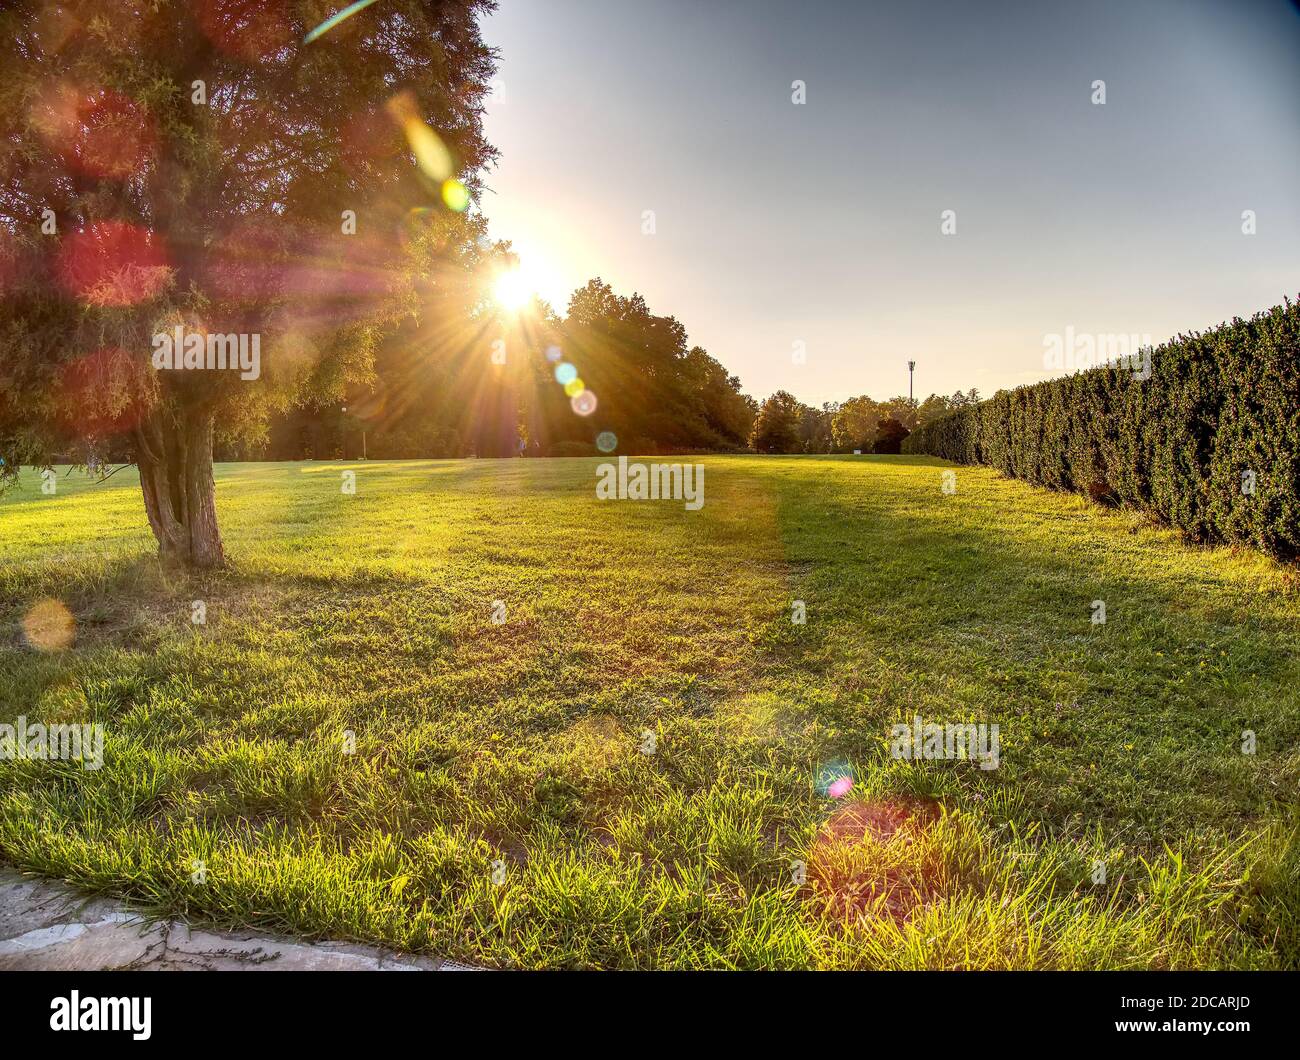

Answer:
[901,297,1300,560]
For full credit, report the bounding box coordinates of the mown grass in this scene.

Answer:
[1,455,1297,968]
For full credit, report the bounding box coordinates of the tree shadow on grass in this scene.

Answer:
[754,456,1300,841]
[7,454,1295,845]
[0,456,795,750]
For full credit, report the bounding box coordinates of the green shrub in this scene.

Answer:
[902,298,1300,560]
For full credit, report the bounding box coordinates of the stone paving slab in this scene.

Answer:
[0,871,476,971]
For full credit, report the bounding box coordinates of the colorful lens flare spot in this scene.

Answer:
[816,760,854,799]
[22,598,75,652]
[304,0,382,44]
[384,90,454,183]
[571,390,598,416]
[596,431,618,453]
[554,363,577,385]
[828,776,854,799]
[57,221,169,307]
[441,178,469,212]
[564,377,585,397]
[545,345,563,363]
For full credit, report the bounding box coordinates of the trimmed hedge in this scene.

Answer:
[902,298,1300,560]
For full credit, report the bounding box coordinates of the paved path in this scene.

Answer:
[0,871,475,971]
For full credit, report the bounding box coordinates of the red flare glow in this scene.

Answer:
[32,84,157,181]
[56,222,170,307]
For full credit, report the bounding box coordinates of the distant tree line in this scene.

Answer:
[233,277,759,460]
[748,388,981,456]
[231,271,980,461]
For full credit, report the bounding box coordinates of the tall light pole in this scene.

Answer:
[342,405,366,460]
[908,360,916,403]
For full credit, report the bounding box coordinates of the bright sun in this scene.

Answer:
[493,269,535,312]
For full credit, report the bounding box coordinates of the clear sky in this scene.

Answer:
[479,0,1300,405]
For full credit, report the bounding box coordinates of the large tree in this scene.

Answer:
[749,390,802,453]
[534,278,753,454]
[0,0,498,565]
[831,394,881,452]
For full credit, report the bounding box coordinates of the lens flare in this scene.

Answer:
[31,84,156,181]
[596,431,618,453]
[805,798,943,924]
[546,352,599,418]
[397,206,436,249]
[384,90,454,183]
[815,759,854,799]
[564,716,628,772]
[57,221,170,307]
[304,0,381,43]
[441,178,470,212]
[22,599,75,652]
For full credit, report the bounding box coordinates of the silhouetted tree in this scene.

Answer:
[873,416,910,454]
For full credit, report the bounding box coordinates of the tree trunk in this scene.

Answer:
[135,407,225,568]
[182,412,223,567]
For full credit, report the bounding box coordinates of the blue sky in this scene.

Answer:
[480,0,1300,405]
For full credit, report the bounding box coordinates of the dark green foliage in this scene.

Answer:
[873,416,909,454]
[903,299,1300,560]
[542,281,755,454]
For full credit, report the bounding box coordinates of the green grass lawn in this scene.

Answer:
[1,455,1298,968]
